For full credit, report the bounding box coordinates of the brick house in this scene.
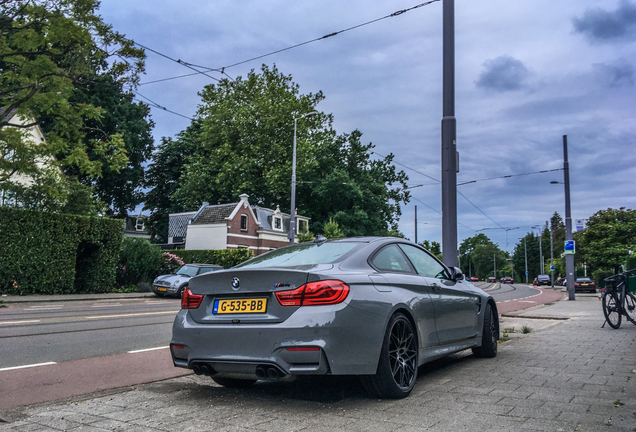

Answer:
[168,194,309,255]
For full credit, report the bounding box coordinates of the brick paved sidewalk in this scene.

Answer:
[1,296,635,432]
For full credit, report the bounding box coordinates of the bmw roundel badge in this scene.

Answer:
[231,277,240,290]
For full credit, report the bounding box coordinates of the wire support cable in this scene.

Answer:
[457,168,564,186]
[137,0,440,86]
[132,91,193,120]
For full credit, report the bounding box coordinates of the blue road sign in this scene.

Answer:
[564,240,575,254]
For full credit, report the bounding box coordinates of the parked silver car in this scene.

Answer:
[170,237,499,398]
[153,264,223,297]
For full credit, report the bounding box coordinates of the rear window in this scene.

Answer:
[234,242,360,268]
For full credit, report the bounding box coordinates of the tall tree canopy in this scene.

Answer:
[577,208,636,276]
[459,233,509,279]
[144,121,202,242]
[1,0,146,211]
[162,65,409,239]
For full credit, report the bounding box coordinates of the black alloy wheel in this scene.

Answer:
[362,313,418,399]
[472,303,498,358]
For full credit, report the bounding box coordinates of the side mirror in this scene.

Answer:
[452,267,464,281]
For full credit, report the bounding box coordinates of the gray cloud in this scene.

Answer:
[592,61,635,87]
[573,0,636,43]
[475,55,530,92]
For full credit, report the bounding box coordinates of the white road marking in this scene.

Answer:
[0,320,41,325]
[29,305,63,309]
[90,304,122,308]
[0,362,56,372]
[85,311,179,319]
[127,346,169,354]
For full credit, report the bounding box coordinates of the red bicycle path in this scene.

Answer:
[0,287,565,411]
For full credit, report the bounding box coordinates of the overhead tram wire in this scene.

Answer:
[457,168,564,186]
[136,0,441,86]
[132,91,193,120]
[133,42,222,83]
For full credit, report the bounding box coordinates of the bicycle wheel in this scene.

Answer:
[624,292,636,325]
[602,292,622,329]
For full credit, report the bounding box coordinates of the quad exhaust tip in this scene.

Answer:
[255,365,283,380]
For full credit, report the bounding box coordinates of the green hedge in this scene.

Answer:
[170,249,253,269]
[0,207,123,295]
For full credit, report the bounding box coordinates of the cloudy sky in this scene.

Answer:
[99,0,636,252]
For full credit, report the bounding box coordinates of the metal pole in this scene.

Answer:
[289,118,298,245]
[441,0,458,267]
[524,238,528,284]
[550,221,554,288]
[414,205,418,244]
[493,254,496,279]
[539,230,543,274]
[563,135,575,300]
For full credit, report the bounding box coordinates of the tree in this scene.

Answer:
[322,218,344,239]
[419,240,442,261]
[144,122,202,242]
[300,129,409,236]
[169,65,409,237]
[459,234,508,279]
[41,72,154,215]
[577,208,636,277]
[1,0,145,208]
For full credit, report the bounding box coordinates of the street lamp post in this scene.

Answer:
[524,238,528,284]
[289,111,318,245]
[550,220,554,288]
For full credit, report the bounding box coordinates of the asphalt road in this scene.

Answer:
[0,297,180,369]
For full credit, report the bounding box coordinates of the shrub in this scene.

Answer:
[169,249,253,269]
[116,237,163,287]
[160,252,184,274]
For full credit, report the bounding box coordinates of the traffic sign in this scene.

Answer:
[525,271,528,275]
[550,265,555,271]
[564,240,575,254]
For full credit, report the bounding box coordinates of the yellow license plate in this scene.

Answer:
[157,287,167,292]
[214,298,267,314]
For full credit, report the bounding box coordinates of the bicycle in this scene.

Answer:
[601,269,636,329]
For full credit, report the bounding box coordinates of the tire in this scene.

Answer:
[624,292,636,325]
[361,313,418,399]
[472,302,498,358]
[602,292,622,329]
[211,376,257,388]
[176,285,188,298]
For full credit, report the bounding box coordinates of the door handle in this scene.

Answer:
[432,283,441,292]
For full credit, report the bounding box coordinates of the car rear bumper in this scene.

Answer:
[170,305,386,377]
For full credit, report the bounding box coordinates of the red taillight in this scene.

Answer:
[591,282,595,286]
[276,280,349,307]
[171,344,186,349]
[181,288,204,309]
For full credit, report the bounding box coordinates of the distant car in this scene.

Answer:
[487,276,497,283]
[171,237,499,399]
[153,264,224,297]
[574,277,596,293]
[536,275,551,286]
[501,276,513,284]
[469,277,479,282]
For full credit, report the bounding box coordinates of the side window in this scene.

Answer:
[371,244,413,273]
[240,214,248,230]
[398,244,448,279]
[198,267,216,275]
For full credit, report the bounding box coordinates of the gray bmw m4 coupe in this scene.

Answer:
[170,236,499,398]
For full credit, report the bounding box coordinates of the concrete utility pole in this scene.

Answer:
[441,0,458,267]
[563,135,575,300]
[539,229,543,274]
[289,112,317,245]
